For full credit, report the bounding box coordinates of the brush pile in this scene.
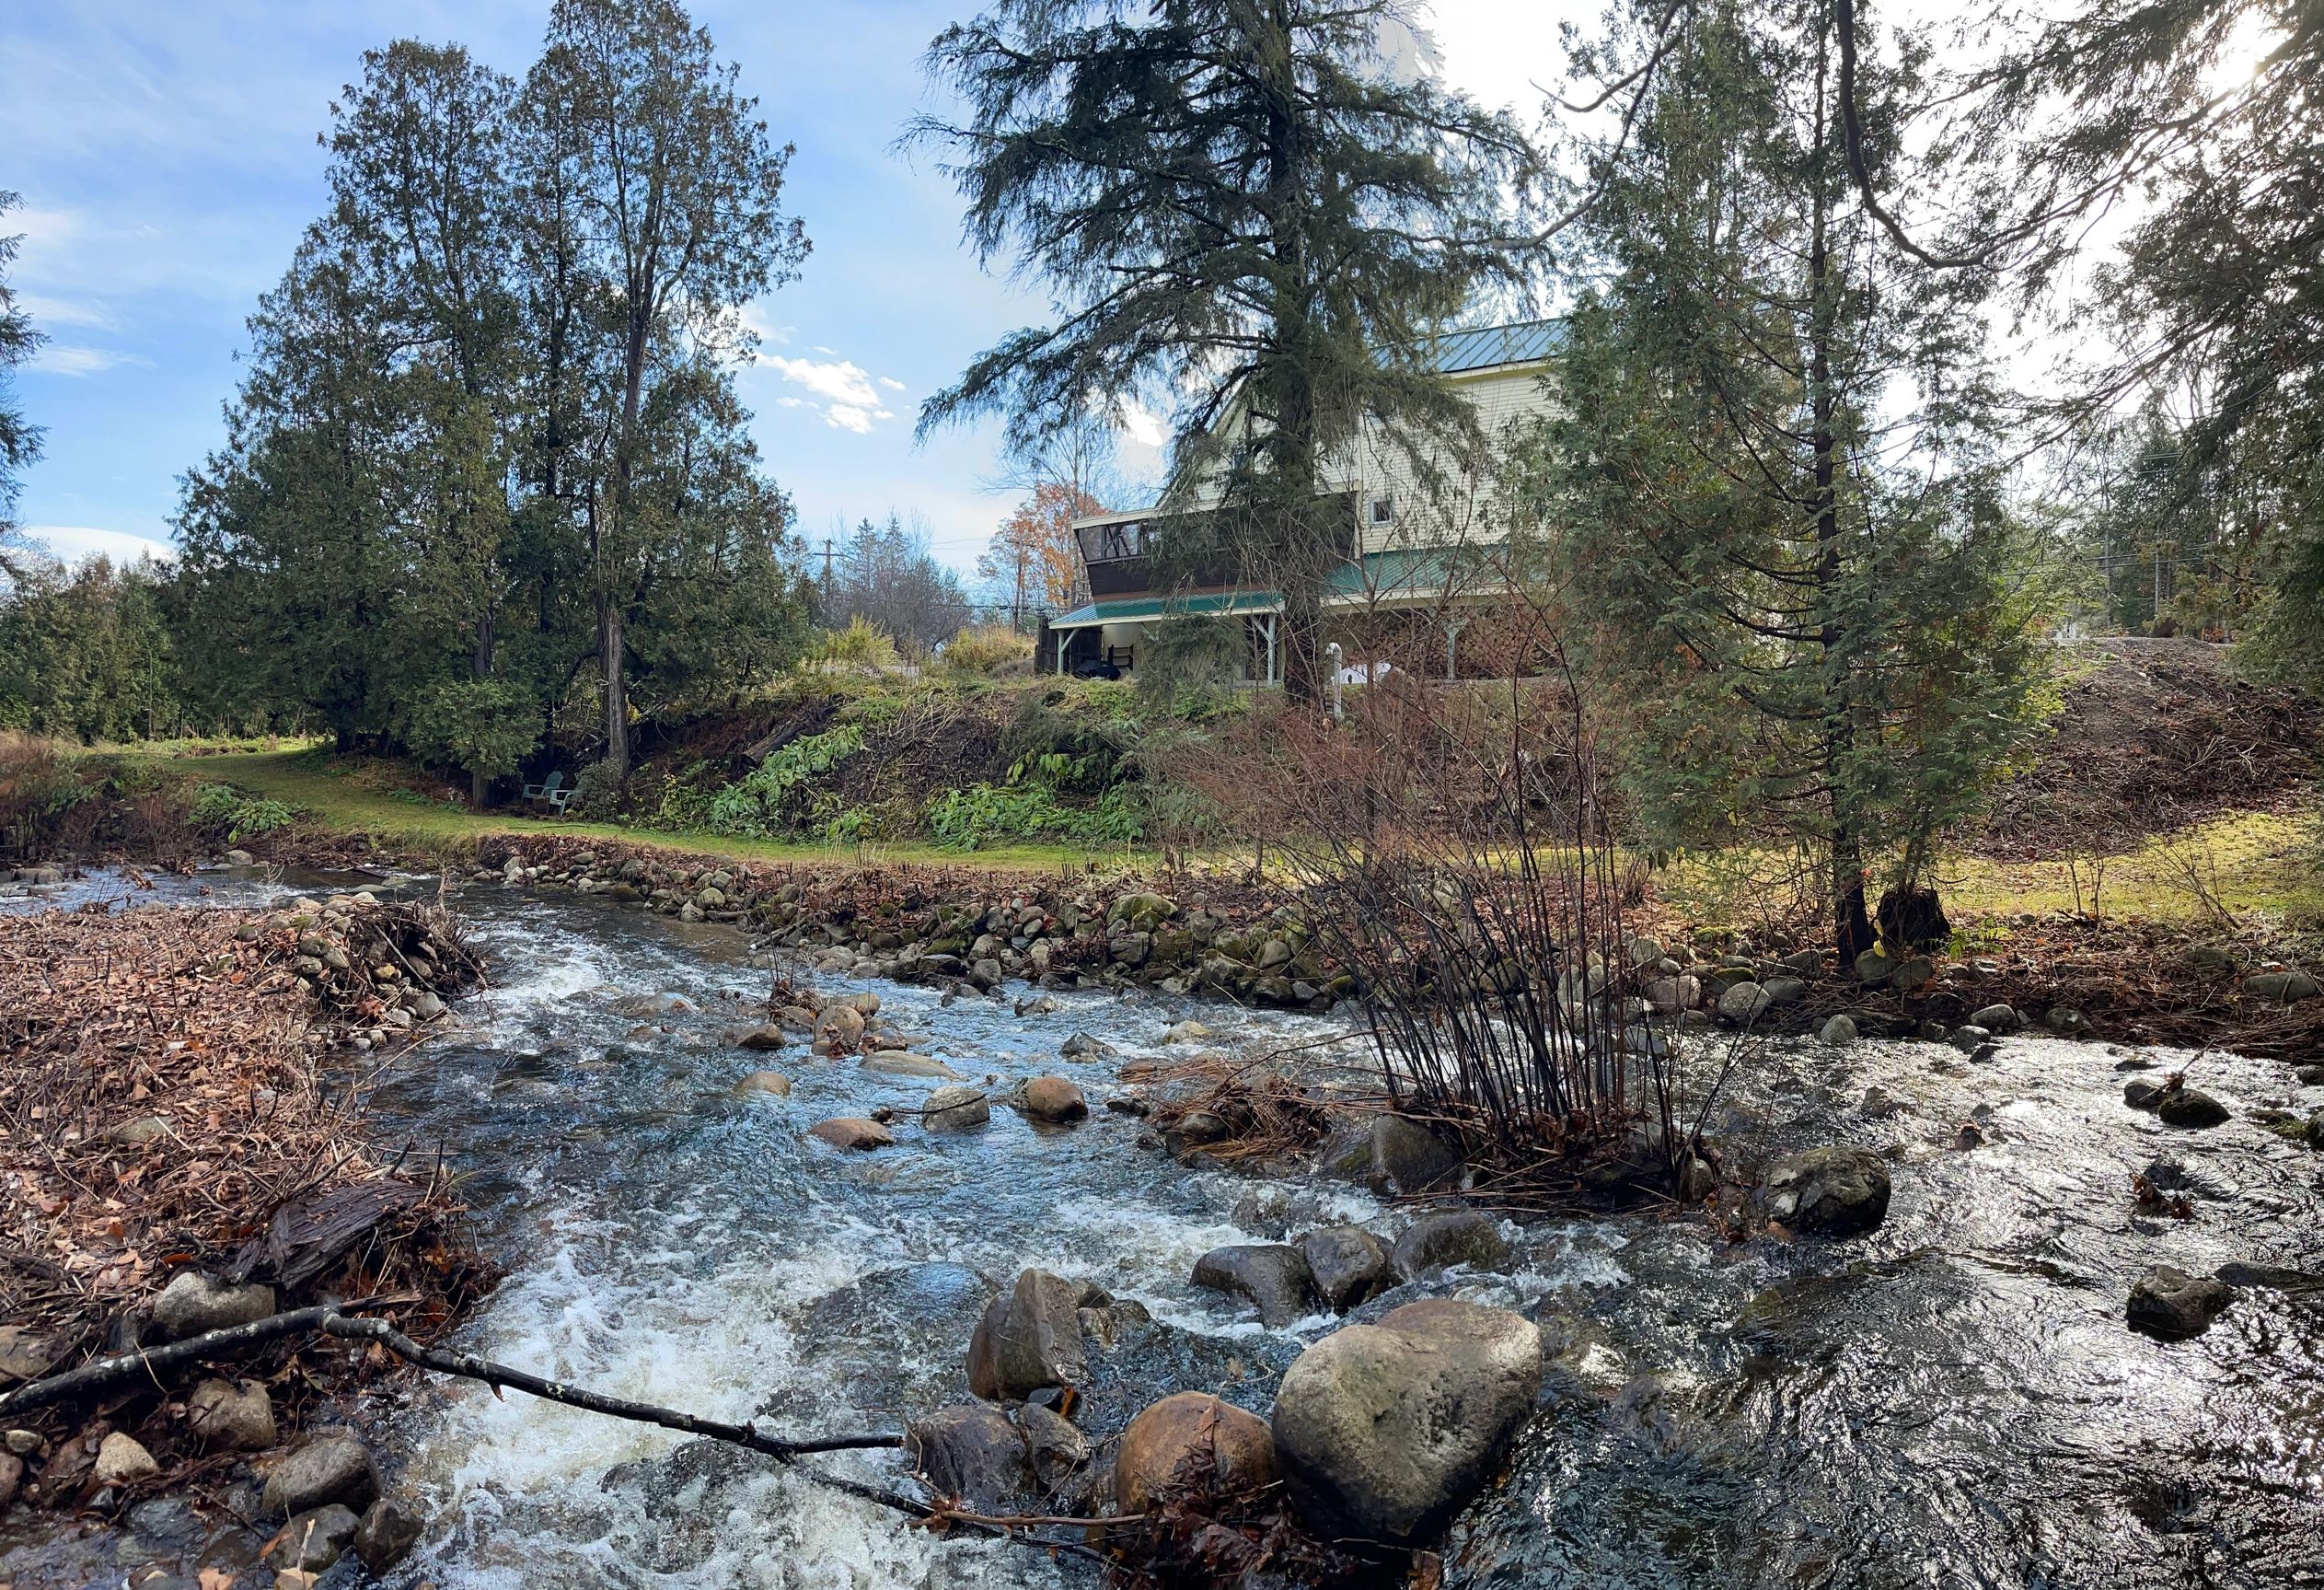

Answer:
[0,896,490,1497]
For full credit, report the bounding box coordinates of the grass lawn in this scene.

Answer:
[104,745,1157,876]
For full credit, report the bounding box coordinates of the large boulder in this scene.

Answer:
[1272,1299,1544,1545]
[967,1269,1093,1400]
[1116,1393,1278,1516]
[1717,981,1774,1023]
[262,1432,377,1516]
[2127,1265,2237,1340]
[1761,1145,1891,1236]
[2246,969,2321,1003]
[1368,1114,1463,1197]
[909,1404,1037,1512]
[1191,1245,1317,1329]
[152,1271,276,1340]
[1298,1227,1391,1312]
[1388,1211,1510,1282]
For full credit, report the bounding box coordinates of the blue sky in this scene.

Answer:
[2,1,1558,576]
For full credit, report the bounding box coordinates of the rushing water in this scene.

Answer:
[6,867,2322,1588]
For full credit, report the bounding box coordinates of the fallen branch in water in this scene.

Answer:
[318,1314,1121,1566]
[316,1314,904,1460]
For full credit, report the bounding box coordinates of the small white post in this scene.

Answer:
[1325,642,1345,722]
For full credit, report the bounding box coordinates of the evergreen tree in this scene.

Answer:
[521,0,810,783]
[1532,0,2048,962]
[915,0,1532,699]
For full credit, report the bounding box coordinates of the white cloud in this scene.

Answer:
[23,525,177,565]
[17,294,117,331]
[878,376,907,392]
[30,344,145,377]
[764,353,899,431]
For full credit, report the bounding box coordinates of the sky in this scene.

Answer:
[0,1,1566,578]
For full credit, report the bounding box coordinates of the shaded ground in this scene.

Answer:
[1980,636,2319,859]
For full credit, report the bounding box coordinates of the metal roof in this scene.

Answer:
[1409,319,1564,376]
[1047,591,1285,631]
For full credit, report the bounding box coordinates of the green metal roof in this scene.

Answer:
[1404,319,1564,376]
[1324,544,1508,599]
[1047,590,1284,631]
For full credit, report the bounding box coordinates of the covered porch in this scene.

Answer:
[1044,591,1286,683]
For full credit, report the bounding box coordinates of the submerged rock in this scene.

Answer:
[1762,1145,1891,1235]
[1191,1244,1317,1328]
[734,1026,787,1050]
[1389,1210,1511,1282]
[733,1070,792,1098]
[2127,1265,2237,1340]
[1298,1226,1391,1312]
[1272,1299,1544,1545]
[1115,1392,1278,1515]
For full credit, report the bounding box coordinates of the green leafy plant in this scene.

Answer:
[699,725,866,838]
[190,783,297,841]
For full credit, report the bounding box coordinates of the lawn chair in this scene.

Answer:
[520,770,572,814]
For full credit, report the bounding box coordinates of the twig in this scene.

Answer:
[0,1300,399,1418]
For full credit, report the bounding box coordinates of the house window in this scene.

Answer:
[1369,493,1396,528]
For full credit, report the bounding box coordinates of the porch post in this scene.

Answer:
[1266,615,1279,685]
[1444,618,1468,681]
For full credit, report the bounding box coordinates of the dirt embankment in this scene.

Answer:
[0,890,490,1519]
[1979,637,2319,859]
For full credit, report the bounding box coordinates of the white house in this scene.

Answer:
[1045,319,1560,680]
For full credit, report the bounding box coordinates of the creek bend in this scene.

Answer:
[11,867,2324,1588]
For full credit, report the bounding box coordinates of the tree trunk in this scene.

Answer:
[597,594,628,784]
[1809,22,1876,968]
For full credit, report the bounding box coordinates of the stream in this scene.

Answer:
[7,867,2323,1587]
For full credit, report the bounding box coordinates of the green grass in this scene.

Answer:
[103,746,1156,876]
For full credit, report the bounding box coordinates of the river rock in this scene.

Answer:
[1762,1145,1890,1235]
[2246,969,2321,1002]
[734,1070,792,1097]
[1191,1245,1318,1328]
[1761,976,1808,1006]
[1015,1401,1091,1491]
[735,1025,788,1050]
[263,1432,377,1516]
[910,1404,1036,1511]
[1299,1226,1391,1311]
[968,1269,1093,1399]
[2046,1005,2094,1037]
[1717,981,1773,1022]
[922,1086,990,1132]
[187,1378,275,1450]
[1272,1299,1544,1545]
[1644,975,1701,1015]
[152,1271,276,1340]
[271,1504,360,1573]
[95,1431,159,1487]
[2127,1265,2237,1340]
[819,1004,867,1050]
[1820,1014,1859,1045]
[861,1051,961,1080]
[1020,1075,1088,1122]
[1854,948,1893,985]
[2156,1087,2230,1128]
[1059,1032,1113,1058]
[0,1326,52,1380]
[0,1450,18,1508]
[1389,1210,1511,1282]
[354,1498,423,1573]
[1116,1393,1278,1515]
[1370,1114,1463,1196]
[2124,1078,2164,1108]
[809,1118,895,1150]
[1967,1003,2020,1033]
